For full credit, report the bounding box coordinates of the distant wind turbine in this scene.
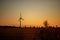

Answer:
[19,12,24,27]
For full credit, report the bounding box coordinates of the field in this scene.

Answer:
[0,26,60,40]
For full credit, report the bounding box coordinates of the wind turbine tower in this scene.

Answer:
[19,12,23,27]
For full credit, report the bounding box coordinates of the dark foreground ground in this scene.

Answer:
[0,26,60,40]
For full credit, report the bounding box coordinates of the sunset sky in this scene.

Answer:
[0,0,60,27]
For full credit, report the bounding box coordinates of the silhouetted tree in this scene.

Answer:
[43,20,49,27]
[56,25,58,27]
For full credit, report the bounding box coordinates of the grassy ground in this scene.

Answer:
[0,26,60,40]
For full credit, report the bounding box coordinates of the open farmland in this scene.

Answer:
[0,26,60,40]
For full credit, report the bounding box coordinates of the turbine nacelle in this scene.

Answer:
[19,17,24,20]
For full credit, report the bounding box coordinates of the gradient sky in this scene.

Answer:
[0,0,60,27]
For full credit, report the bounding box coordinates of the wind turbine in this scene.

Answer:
[19,12,24,27]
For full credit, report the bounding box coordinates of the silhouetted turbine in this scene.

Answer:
[19,12,24,27]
